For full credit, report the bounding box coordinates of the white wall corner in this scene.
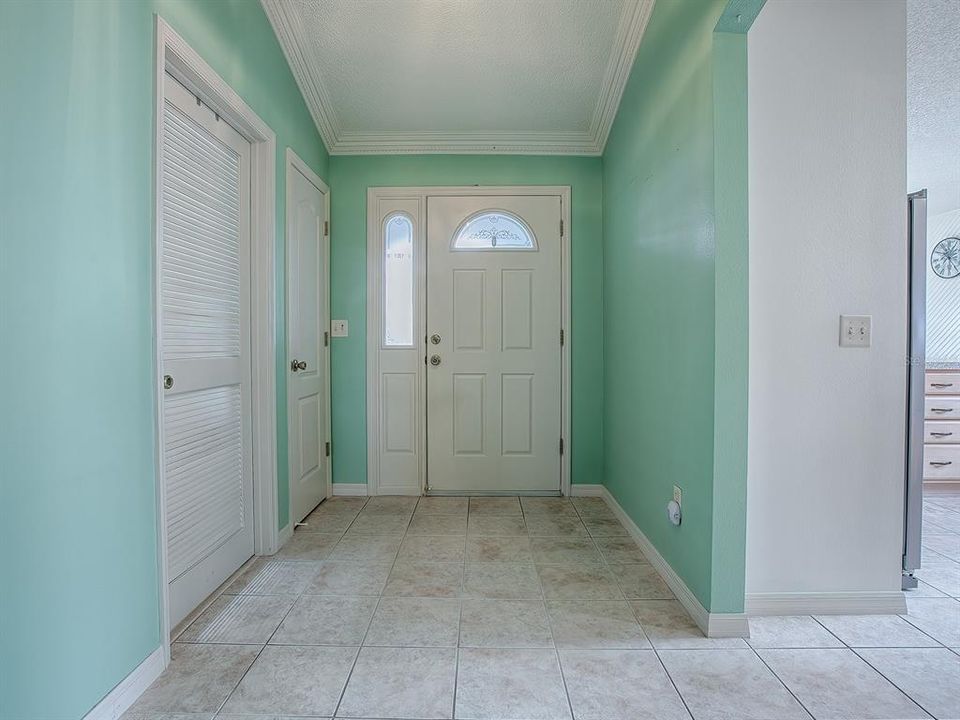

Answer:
[83,646,166,720]
[598,487,750,638]
[745,591,907,617]
[332,483,369,497]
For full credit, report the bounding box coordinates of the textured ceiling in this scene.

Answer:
[263,0,653,154]
[908,0,960,216]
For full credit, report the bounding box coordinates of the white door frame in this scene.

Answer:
[285,148,332,532]
[366,186,572,497]
[153,16,278,659]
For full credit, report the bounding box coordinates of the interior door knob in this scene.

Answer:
[291,359,307,372]
[163,375,174,390]
[430,355,441,366]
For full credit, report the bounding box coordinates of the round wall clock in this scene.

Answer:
[931,237,960,279]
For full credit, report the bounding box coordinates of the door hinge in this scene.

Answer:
[560,219,564,237]
[559,438,564,455]
[324,330,329,347]
[325,441,331,457]
[323,220,329,236]
[560,328,564,346]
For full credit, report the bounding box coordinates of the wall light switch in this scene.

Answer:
[331,319,348,337]
[839,315,871,347]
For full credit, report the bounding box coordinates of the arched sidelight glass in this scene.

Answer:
[452,210,537,250]
[383,213,414,346]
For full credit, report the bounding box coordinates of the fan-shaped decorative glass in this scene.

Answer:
[452,211,537,250]
[384,213,414,346]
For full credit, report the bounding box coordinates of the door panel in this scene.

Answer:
[287,163,328,524]
[383,373,417,453]
[160,74,253,628]
[426,196,562,493]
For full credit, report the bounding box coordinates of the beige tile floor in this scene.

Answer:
[124,493,960,720]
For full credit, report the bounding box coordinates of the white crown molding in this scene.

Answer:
[260,0,341,146]
[589,0,656,150]
[260,0,654,155]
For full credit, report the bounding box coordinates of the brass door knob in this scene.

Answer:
[291,359,307,372]
[430,355,441,366]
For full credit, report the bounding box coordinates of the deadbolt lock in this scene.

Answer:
[430,354,441,366]
[430,334,441,345]
[163,375,174,390]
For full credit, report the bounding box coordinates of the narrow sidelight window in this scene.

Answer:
[384,213,414,346]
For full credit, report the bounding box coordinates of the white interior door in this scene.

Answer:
[160,74,254,628]
[287,161,329,524]
[426,195,562,493]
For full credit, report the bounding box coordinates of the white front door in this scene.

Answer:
[287,161,329,524]
[426,195,562,493]
[160,74,254,628]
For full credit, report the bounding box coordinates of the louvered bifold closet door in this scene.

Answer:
[160,73,254,629]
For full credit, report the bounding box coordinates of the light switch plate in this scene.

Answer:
[331,319,348,337]
[840,315,871,347]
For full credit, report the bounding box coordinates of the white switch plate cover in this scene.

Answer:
[673,485,682,506]
[839,315,871,347]
[331,320,348,337]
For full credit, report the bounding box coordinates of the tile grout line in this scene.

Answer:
[811,613,948,651]
[331,496,405,719]
[805,614,942,719]
[210,497,350,719]
[848,647,937,720]
[576,495,699,720]
[747,645,816,720]
[528,500,578,720]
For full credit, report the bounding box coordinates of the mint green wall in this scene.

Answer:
[710,28,751,614]
[0,1,326,717]
[601,0,754,613]
[328,155,604,487]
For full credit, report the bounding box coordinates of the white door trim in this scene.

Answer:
[154,15,278,660]
[366,186,572,496]
[285,147,332,530]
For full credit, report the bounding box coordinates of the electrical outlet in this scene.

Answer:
[839,315,871,347]
[673,485,682,506]
[331,319,348,337]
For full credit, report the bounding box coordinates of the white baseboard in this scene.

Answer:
[333,483,369,497]
[570,483,605,497]
[278,522,293,549]
[745,591,907,616]
[83,646,166,720]
[595,486,750,638]
[924,480,960,494]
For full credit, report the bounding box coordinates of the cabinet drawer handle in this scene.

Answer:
[931,383,955,388]
[930,431,955,437]
[931,408,955,413]
[929,461,954,467]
